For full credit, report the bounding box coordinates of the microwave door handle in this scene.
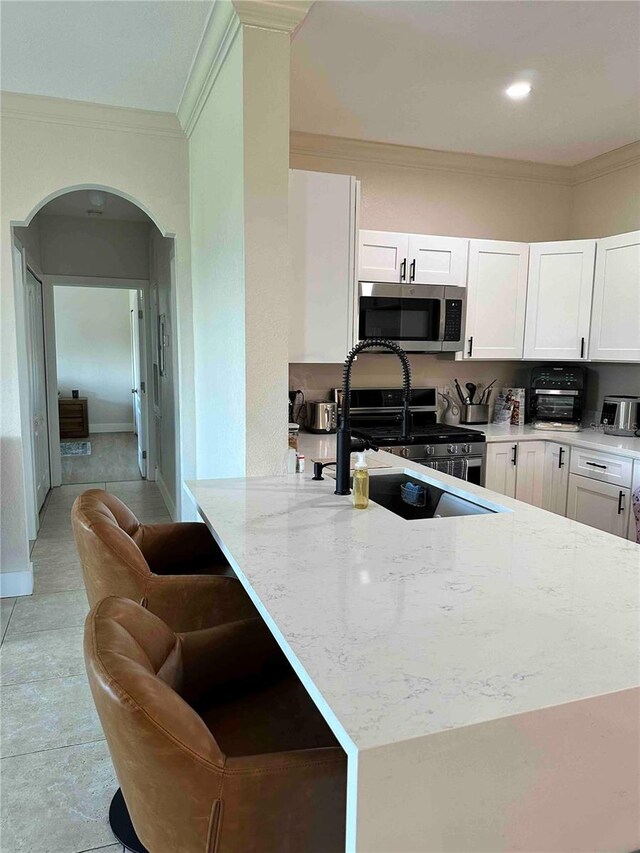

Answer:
[438,295,447,342]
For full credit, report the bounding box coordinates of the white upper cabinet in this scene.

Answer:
[406,235,468,286]
[359,231,409,283]
[524,240,596,360]
[463,240,529,360]
[589,230,640,362]
[289,170,359,363]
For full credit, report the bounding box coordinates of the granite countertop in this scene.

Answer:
[187,451,640,755]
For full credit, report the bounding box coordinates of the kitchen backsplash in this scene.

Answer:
[289,357,640,425]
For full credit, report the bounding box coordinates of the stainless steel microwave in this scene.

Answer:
[356,282,466,353]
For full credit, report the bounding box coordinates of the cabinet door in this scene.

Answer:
[567,474,630,538]
[485,443,517,497]
[628,461,640,543]
[543,442,570,516]
[407,235,468,286]
[463,240,529,359]
[589,230,640,361]
[359,230,409,283]
[524,241,595,360]
[289,170,358,363]
[514,441,546,507]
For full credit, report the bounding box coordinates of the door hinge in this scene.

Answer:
[138,309,143,319]
[140,381,146,393]
[142,450,147,459]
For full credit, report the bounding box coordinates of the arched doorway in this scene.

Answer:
[13,187,180,538]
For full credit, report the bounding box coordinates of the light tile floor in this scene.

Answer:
[0,480,171,853]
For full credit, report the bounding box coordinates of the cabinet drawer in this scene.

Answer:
[60,403,85,418]
[569,446,633,487]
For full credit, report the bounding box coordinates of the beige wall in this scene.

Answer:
[0,92,193,589]
[570,163,640,239]
[290,149,572,243]
[39,215,151,278]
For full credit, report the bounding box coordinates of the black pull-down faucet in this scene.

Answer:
[334,338,412,495]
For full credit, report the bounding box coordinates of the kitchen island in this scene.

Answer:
[187,450,640,853]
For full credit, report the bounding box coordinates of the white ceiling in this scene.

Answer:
[291,0,640,165]
[39,190,151,221]
[0,0,213,112]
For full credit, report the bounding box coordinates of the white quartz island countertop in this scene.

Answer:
[187,452,640,852]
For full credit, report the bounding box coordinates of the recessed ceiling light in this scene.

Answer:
[505,82,532,100]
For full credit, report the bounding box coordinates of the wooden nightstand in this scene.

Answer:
[59,397,89,439]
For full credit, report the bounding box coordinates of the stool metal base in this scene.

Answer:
[109,788,149,853]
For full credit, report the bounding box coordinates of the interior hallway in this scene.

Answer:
[61,432,142,485]
[0,480,171,853]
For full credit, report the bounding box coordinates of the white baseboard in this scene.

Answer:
[0,566,34,598]
[88,423,134,434]
[156,469,176,520]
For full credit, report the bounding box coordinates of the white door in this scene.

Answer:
[589,230,640,361]
[543,442,570,516]
[25,269,50,510]
[359,230,409,282]
[628,461,640,543]
[130,290,147,477]
[289,170,358,362]
[485,442,517,497]
[567,474,630,538]
[407,235,468,286]
[514,440,546,507]
[524,240,596,360]
[463,240,529,359]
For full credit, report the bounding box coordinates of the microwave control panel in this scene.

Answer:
[443,299,463,341]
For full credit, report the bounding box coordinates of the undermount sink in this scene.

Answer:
[355,471,498,520]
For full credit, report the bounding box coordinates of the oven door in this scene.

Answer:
[418,454,485,486]
[358,283,444,352]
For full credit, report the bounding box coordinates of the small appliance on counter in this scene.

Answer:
[529,366,586,432]
[600,395,640,437]
[306,401,337,434]
[333,386,487,485]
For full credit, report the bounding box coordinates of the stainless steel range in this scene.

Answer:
[332,386,487,486]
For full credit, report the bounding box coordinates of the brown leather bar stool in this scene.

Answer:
[84,596,347,853]
[72,489,256,632]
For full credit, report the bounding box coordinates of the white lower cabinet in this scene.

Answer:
[543,442,570,516]
[514,441,547,508]
[567,474,630,538]
[629,461,640,543]
[485,443,517,498]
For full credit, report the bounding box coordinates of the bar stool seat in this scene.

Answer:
[84,597,347,853]
[72,489,256,632]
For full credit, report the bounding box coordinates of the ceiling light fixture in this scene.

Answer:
[505,81,532,100]
[88,190,107,208]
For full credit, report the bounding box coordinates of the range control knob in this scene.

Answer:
[448,444,458,454]
[400,446,409,458]
[425,445,435,456]
[462,443,471,454]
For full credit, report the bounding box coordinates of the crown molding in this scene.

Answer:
[232,1,313,33]
[290,131,573,186]
[571,141,640,185]
[0,91,185,139]
[177,0,241,137]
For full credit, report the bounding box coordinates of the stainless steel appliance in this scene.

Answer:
[356,282,466,353]
[600,395,640,436]
[306,401,337,434]
[529,366,586,432]
[333,386,487,486]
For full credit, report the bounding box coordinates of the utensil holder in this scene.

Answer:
[461,404,489,424]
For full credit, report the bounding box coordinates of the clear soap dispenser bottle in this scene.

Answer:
[353,452,369,510]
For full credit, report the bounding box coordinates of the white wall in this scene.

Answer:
[0,92,194,589]
[54,286,134,432]
[40,215,151,278]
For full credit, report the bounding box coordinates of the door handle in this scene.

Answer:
[585,461,607,470]
[558,447,564,469]
[409,259,416,282]
[511,444,518,466]
[617,490,625,514]
[400,258,407,281]
[580,337,585,358]
[467,336,474,358]
[131,388,138,394]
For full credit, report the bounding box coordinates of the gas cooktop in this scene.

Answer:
[352,423,486,447]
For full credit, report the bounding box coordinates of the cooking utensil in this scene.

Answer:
[453,379,467,405]
[479,379,497,404]
[465,382,477,404]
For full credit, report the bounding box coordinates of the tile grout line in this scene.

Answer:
[0,671,90,689]
[1,600,16,647]
[1,736,106,762]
